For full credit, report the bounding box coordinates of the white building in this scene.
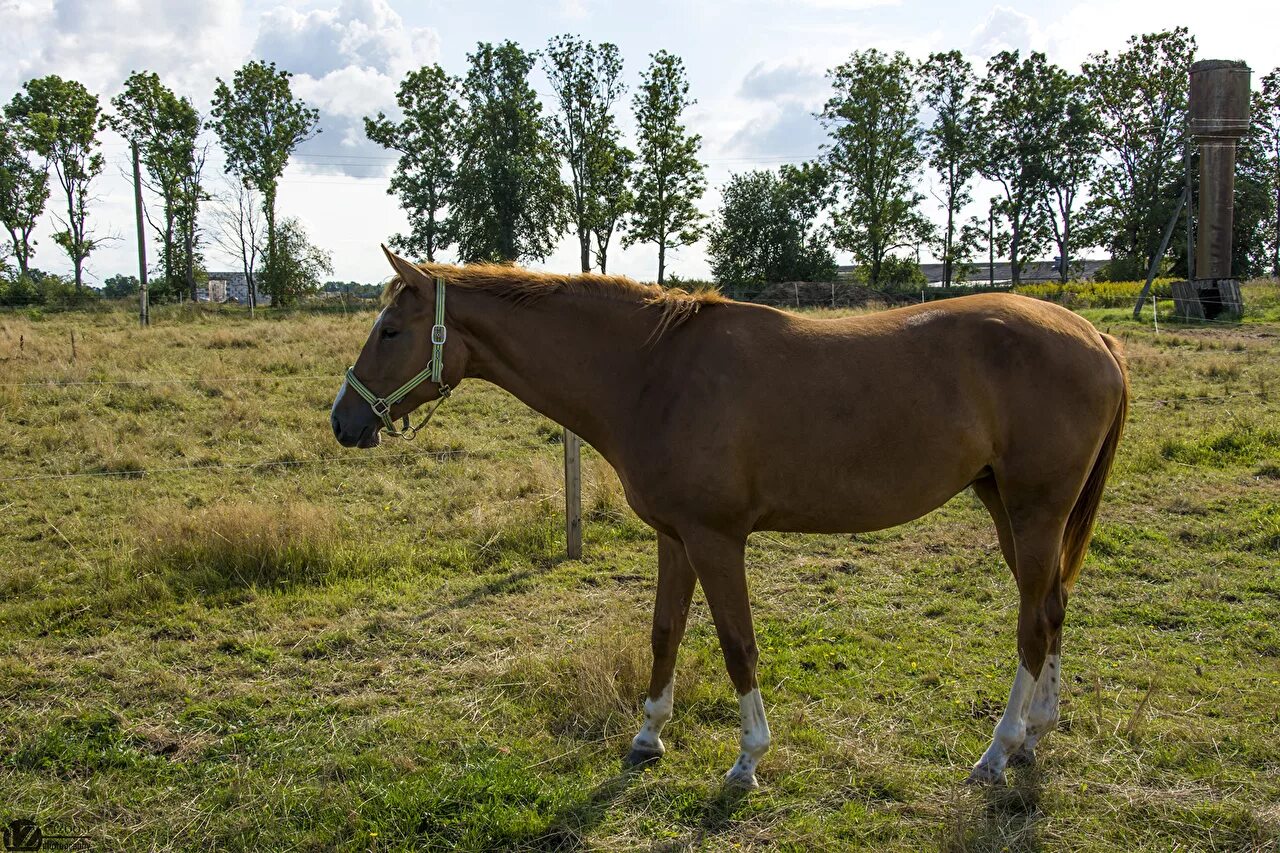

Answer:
[202,271,270,306]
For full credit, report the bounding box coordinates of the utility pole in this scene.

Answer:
[131,140,149,327]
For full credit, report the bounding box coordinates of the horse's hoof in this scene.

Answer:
[624,746,663,768]
[724,767,760,789]
[966,762,1006,786]
[1007,745,1036,768]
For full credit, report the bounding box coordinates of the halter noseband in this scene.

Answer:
[344,275,451,441]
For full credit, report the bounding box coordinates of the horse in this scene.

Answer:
[331,248,1129,788]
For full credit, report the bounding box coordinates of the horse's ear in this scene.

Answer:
[381,244,430,290]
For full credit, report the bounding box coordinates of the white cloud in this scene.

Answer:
[969,5,1042,58]
[738,61,827,102]
[252,0,440,177]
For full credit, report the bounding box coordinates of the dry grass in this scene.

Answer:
[137,500,340,590]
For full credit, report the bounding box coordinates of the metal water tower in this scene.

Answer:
[1173,60,1251,321]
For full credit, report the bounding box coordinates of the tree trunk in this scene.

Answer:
[1010,227,1021,287]
[264,186,277,299]
[185,226,196,302]
[657,241,666,286]
[943,203,955,287]
[579,231,590,274]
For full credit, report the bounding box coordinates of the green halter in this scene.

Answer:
[345,276,451,441]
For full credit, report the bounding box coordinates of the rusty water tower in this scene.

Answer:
[1172,60,1252,321]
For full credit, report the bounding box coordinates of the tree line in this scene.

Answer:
[0,61,331,307]
[3,28,1279,308]
[714,29,1280,289]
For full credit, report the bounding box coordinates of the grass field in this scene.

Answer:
[1,286,1278,851]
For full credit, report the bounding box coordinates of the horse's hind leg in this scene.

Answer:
[972,476,1062,768]
[628,533,698,765]
[970,508,1069,785]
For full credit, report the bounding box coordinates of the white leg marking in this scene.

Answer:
[1021,653,1061,755]
[970,663,1035,784]
[630,679,674,757]
[724,688,771,788]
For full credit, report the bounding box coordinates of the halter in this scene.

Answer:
[344,276,451,441]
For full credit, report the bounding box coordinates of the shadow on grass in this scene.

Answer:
[520,765,645,851]
[940,766,1048,853]
[652,785,754,852]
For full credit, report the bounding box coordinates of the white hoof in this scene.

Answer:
[724,760,760,789]
[967,760,1006,786]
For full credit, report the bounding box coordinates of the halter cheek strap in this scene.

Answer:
[345,276,451,441]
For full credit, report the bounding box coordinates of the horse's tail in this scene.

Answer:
[1061,333,1129,592]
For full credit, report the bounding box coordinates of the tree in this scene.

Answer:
[208,175,265,308]
[919,51,979,286]
[590,142,633,274]
[101,273,139,299]
[1082,28,1197,272]
[708,165,835,285]
[543,35,630,273]
[974,51,1066,285]
[111,71,207,300]
[1042,74,1099,282]
[364,64,460,262]
[210,61,319,301]
[5,76,106,289]
[1256,68,1280,277]
[626,50,706,285]
[0,117,49,276]
[265,217,332,304]
[821,49,930,288]
[451,41,567,264]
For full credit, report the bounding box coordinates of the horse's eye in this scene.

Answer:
[381,328,399,340]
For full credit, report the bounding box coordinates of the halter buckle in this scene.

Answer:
[370,398,391,418]
[431,324,447,345]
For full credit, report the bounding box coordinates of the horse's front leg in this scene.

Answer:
[680,527,770,788]
[627,532,697,765]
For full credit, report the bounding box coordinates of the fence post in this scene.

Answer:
[132,140,149,327]
[564,428,582,559]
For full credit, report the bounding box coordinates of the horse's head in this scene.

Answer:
[331,247,464,448]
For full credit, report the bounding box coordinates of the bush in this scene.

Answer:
[0,271,101,308]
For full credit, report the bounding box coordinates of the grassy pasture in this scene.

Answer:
[0,287,1278,851]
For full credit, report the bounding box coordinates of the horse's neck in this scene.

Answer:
[453,288,651,458]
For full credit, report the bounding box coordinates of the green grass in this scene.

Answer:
[1,295,1278,851]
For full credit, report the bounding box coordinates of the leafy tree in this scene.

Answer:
[821,49,930,288]
[452,41,567,264]
[364,64,460,262]
[543,35,630,273]
[625,50,706,285]
[1042,74,1099,282]
[974,51,1066,285]
[263,217,332,304]
[708,165,835,285]
[1256,68,1280,277]
[1081,28,1197,272]
[101,273,139,299]
[590,142,633,274]
[919,51,979,286]
[1231,90,1275,279]
[5,76,106,289]
[210,61,320,304]
[111,71,207,300]
[0,117,49,276]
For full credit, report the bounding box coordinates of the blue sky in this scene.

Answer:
[2,0,1275,284]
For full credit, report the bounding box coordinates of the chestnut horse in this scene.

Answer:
[331,249,1129,788]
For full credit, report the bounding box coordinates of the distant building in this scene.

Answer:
[201,271,271,306]
[836,259,1108,285]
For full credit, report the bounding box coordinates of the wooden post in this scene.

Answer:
[563,428,582,559]
[131,140,149,327]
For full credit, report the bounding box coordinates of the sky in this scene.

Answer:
[1,0,1276,286]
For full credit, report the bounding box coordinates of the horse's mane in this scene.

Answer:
[383,262,728,339]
